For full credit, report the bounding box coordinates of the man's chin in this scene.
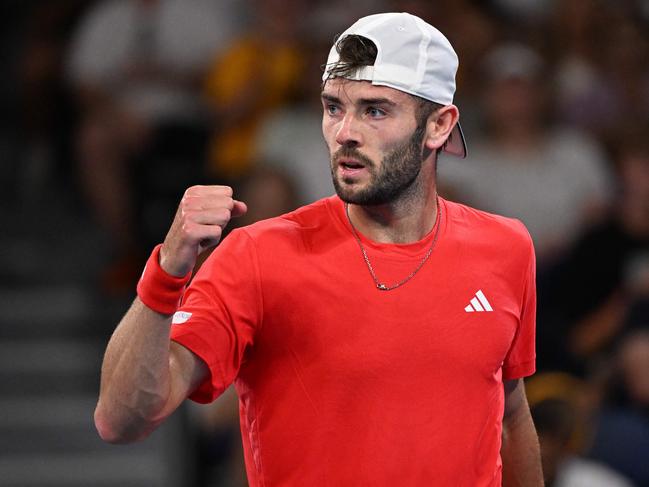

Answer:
[334,183,382,206]
[332,174,394,206]
[333,179,362,203]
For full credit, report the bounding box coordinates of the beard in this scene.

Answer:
[330,126,427,206]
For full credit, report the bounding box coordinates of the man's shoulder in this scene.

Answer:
[239,196,338,243]
[443,198,534,252]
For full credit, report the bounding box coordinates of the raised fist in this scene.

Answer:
[159,185,247,277]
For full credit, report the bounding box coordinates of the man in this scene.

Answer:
[95,12,543,486]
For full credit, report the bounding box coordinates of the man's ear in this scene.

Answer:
[424,105,460,152]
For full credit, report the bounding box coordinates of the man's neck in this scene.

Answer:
[347,185,439,244]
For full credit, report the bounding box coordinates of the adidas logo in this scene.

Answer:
[464,290,493,313]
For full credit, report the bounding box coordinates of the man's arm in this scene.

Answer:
[94,185,247,443]
[95,301,208,443]
[501,378,544,487]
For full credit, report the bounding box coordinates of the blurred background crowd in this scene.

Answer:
[0,0,648,486]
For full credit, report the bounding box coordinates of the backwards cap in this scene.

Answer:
[323,12,467,158]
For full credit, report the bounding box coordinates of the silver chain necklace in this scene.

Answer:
[345,200,442,291]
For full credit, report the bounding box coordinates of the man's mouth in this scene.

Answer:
[338,161,368,181]
[339,159,365,170]
[333,151,373,180]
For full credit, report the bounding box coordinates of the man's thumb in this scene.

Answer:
[232,200,248,217]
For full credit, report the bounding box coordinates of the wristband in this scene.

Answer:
[137,244,192,315]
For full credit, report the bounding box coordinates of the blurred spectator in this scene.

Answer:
[203,0,306,180]
[588,331,649,486]
[617,330,649,409]
[2,1,90,205]
[527,373,635,487]
[253,8,339,205]
[231,164,300,228]
[553,3,649,144]
[487,0,555,52]
[600,330,649,414]
[490,0,555,22]
[438,43,611,266]
[551,0,612,135]
[66,0,244,290]
[538,130,649,373]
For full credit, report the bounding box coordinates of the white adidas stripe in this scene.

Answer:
[465,290,493,312]
[470,297,484,311]
[475,290,493,311]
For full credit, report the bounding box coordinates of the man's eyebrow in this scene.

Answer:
[320,93,397,107]
[321,93,341,104]
[357,97,397,107]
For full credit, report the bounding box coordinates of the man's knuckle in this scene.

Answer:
[220,208,232,220]
[179,200,190,215]
[181,222,194,238]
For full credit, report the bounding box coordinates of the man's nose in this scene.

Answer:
[335,114,361,148]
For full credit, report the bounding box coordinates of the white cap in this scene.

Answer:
[323,12,467,158]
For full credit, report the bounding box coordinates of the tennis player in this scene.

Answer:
[95,12,543,486]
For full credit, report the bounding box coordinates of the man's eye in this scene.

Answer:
[367,107,386,117]
[326,104,340,115]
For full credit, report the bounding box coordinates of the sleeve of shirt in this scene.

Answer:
[502,230,537,380]
[170,228,263,403]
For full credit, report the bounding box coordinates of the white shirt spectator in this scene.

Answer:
[256,106,333,205]
[67,0,244,120]
[439,127,611,259]
[554,457,635,487]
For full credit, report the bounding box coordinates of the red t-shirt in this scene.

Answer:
[170,196,536,486]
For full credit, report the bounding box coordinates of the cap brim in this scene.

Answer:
[443,122,467,158]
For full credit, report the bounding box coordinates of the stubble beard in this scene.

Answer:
[331,126,427,206]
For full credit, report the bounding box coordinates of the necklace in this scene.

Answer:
[345,200,442,291]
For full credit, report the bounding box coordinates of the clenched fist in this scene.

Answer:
[159,185,247,277]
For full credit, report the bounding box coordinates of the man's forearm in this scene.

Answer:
[94,298,174,443]
[501,398,544,486]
